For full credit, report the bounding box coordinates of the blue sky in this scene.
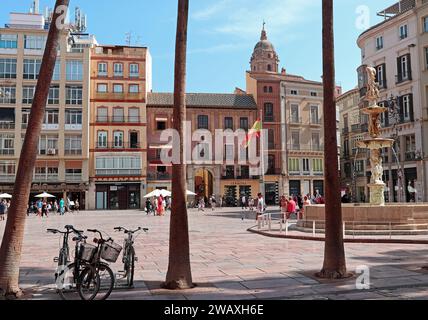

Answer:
[1,0,395,93]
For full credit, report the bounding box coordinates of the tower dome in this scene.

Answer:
[250,23,279,73]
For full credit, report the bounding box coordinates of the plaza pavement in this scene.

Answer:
[1,207,428,300]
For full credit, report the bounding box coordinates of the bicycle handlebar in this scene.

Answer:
[114,226,148,234]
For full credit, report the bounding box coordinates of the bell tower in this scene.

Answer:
[250,23,279,73]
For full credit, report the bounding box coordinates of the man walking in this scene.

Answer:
[256,193,265,221]
[241,194,247,210]
[286,196,297,220]
[59,198,65,216]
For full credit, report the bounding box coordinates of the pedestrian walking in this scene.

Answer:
[198,197,205,212]
[0,200,6,221]
[241,195,247,210]
[59,198,65,215]
[280,195,288,221]
[286,197,297,220]
[256,193,265,221]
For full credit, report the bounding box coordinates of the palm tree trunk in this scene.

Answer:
[317,0,347,279]
[0,0,70,298]
[164,0,194,290]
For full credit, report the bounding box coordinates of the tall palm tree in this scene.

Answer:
[0,0,70,298]
[164,0,194,289]
[317,0,347,279]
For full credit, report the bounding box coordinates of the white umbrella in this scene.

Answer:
[144,189,171,198]
[0,193,12,199]
[186,190,196,196]
[35,192,55,198]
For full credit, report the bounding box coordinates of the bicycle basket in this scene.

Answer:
[79,243,97,262]
[100,241,122,263]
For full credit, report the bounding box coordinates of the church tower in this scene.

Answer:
[250,23,279,73]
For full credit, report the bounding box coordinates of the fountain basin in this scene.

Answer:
[297,204,428,235]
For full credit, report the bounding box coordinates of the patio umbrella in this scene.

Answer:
[35,192,55,198]
[186,190,196,196]
[144,189,171,198]
[0,193,12,199]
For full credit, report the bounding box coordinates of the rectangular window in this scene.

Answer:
[66,60,83,81]
[303,158,310,173]
[224,117,233,130]
[48,86,60,104]
[311,91,317,97]
[97,131,107,148]
[426,47,428,70]
[129,84,139,93]
[97,83,108,93]
[312,132,321,150]
[113,131,124,148]
[224,144,234,162]
[291,131,300,150]
[156,121,166,130]
[23,59,41,79]
[65,110,82,125]
[290,90,298,95]
[24,35,46,50]
[0,161,15,176]
[52,60,60,81]
[290,104,299,123]
[0,134,14,155]
[0,34,18,49]
[38,135,58,155]
[424,17,428,33]
[376,64,386,88]
[403,95,411,121]
[0,58,17,79]
[64,135,82,155]
[399,24,408,39]
[113,108,124,123]
[66,86,83,105]
[376,36,383,50]
[113,84,123,93]
[310,105,320,124]
[197,115,209,129]
[22,86,35,104]
[44,110,59,125]
[129,108,139,123]
[312,159,323,174]
[97,107,108,122]
[114,63,123,77]
[98,62,107,76]
[129,63,139,77]
[264,103,274,122]
[239,117,248,130]
[0,86,16,104]
[288,158,300,173]
[397,54,411,82]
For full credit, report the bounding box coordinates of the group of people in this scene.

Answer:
[0,199,10,221]
[145,196,171,216]
[197,195,217,212]
[27,198,79,217]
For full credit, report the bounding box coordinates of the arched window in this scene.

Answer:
[267,64,272,71]
[97,107,108,122]
[264,103,274,122]
[113,107,124,123]
[269,86,273,93]
[263,86,268,93]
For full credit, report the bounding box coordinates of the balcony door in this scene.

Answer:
[130,131,138,149]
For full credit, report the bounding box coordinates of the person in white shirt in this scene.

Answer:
[256,193,264,221]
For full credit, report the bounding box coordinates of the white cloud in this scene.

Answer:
[191,0,232,20]
[188,43,246,55]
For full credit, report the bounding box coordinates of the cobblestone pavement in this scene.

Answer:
[1,207,428,300]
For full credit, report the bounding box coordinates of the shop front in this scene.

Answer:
[95,183,141,210]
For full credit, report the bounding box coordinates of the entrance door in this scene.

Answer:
[289,180,301,196]
[96,191,107,209]
[265,183,278,205]
[130,131,138,149]
[118,186,128,209]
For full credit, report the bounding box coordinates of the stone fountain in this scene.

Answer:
[356,66,394,206]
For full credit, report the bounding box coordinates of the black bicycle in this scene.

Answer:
[114,226,148,287]
[77,229,120,300]
[47,225,93,300]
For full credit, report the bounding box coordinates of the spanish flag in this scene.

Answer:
[241,119,262,148]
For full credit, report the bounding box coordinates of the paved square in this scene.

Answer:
[1,208,428,300]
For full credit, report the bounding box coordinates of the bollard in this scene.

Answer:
[268,214,272,231]
[312,220,316,237]
[389,222,392,240]
[258,217,261,230]
[285,219,289,236]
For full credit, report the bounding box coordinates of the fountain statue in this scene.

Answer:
[357,66,394,206]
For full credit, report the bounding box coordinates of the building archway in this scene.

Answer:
[194,168,213,200]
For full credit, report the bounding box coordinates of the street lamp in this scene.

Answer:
[387,94,405,202]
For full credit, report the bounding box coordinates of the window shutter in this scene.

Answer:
[399,96,405,123]
[382,63,387,88]
[406,53,412,80]
[397,57,402,82]
[409,93,414,122]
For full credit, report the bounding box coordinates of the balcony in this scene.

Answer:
[33,174,59,182]
[405,151,416,161]
[65,174,82,182]
[310,118,321,126]
[95,116,141,124]
[221,174,235,180]
[351,124,361,133]
[0,149,14,155]
[64,149,82,156]
[0,175,15,182]
[342,127,349,134]
[64,124,82,131]
[289,117,303,125]
[0,122,15,129]
[95,142,141,150]
[39,149,58,156]
[95,169,142,176]
[266,168,281,175]
[147,172,171,181]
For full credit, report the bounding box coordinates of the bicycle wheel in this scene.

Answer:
[78,264,114,300]
[56,263,81,300]
[126,248,135,288]
[77,266,100,301]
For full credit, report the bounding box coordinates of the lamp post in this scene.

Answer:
[387,94,405,202]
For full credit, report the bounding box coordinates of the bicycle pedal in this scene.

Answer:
[53,257,59,263]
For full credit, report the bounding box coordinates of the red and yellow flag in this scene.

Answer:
[241,119,262,148]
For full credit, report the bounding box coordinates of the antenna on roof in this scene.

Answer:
[125,31,132,46]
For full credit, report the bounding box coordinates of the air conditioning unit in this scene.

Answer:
[47,148,56,155]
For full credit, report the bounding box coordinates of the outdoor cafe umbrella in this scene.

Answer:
[0,193,12,199]
[143,189,171,198]
[35,192,55,198]
[186,190,196,196]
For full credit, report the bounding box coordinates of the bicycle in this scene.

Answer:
[47,225,94,300]
[114,226,148,287]
[77,229,120,300]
